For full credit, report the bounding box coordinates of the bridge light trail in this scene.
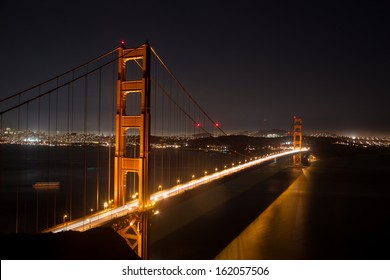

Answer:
[45,148,308,233]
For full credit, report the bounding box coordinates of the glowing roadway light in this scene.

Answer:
[50,200,140,233]
[150,148,309,203]
[46,148,308,233]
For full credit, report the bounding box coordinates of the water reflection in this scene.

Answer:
[215,152,390,260]
[215,167,310,259]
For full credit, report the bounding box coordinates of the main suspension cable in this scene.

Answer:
[0,43,144,116]
[150,46,228,136]
[0,47,118,103]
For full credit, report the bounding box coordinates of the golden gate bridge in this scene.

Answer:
[0,41,307,259]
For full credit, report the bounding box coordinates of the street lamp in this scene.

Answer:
[109,200,114,219]
[63,214,68,231]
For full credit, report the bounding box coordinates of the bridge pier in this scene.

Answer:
[110,212,148,257]
[101,207,158,259]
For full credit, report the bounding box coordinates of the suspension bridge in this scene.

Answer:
[0,41,308,259]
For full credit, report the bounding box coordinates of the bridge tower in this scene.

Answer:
[114,41,151,259]
[292,116,303,166]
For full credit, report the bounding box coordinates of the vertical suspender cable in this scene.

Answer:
[16,95,21,233]
[83,66,88,224]
[70,71,74,220]
[96,66,102,213]
[81,67,87,226]
[53,78,58,226]
[160,75,164,189]
[66,81,71,222]
[108,62,115,204]
[168,79,172,186]
[174,85,178,182]
[24,102,29,232]
[46,89,51,229]
[152,57,157,194]
[36,86,41,232]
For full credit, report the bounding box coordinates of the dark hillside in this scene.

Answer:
[0,227,140,260]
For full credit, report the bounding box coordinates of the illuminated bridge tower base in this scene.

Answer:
[114,41,151,259]
[293,116,303,167]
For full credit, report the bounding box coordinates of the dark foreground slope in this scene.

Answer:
[0,227,140,260]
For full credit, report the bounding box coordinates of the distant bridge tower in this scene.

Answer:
[114,41,151,259]
[293,116,303,166]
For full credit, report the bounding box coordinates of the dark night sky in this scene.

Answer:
[0,0,389,136]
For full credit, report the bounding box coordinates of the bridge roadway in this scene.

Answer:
[42,148,308,234]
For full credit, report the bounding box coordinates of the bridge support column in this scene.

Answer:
[293,116,303,167]
[114,41,151,259]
